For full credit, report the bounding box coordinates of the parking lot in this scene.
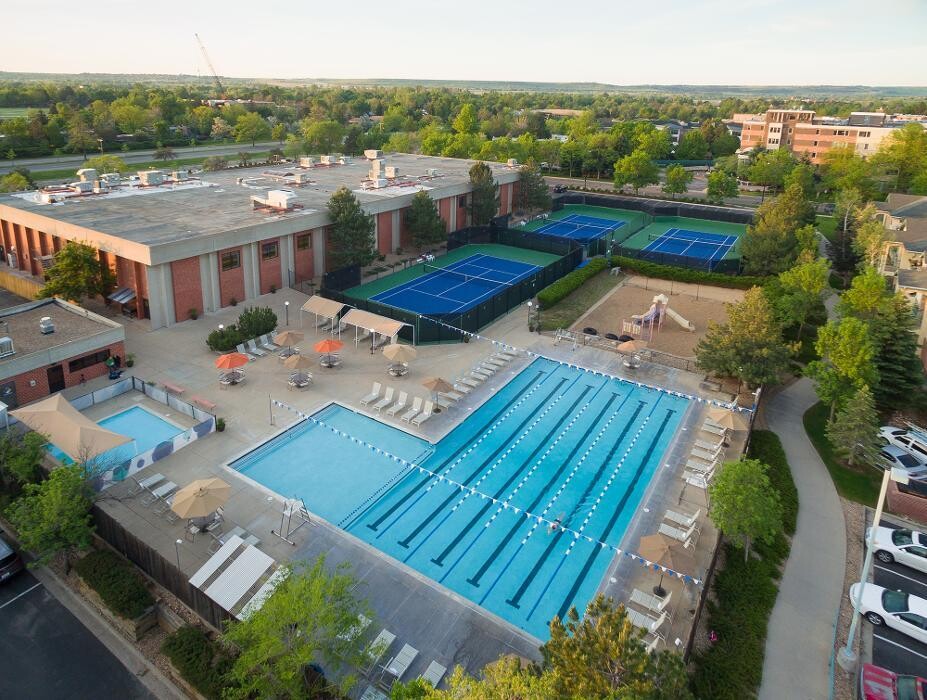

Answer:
[863,515,927,678]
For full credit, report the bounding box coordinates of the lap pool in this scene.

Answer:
[232,358,688,639]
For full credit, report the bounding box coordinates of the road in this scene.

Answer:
[544,174,766,208]
[0,568,156,700]
[1,140,279,176]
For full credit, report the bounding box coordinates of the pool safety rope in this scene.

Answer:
[270,396,703,587]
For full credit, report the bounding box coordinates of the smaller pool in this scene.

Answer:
[47,405,184,466]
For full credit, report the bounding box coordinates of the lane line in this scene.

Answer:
[0,582,43,610]
[874,564,927,588]
[873,634,927,661]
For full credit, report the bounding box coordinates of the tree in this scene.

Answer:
[805,317,878,418]
[866,294,924,410]
[826,385,881,468]
[6,465,94,566]
[222,556,369,699]
[326,187,375,269]
[709,458,783,562]
[0,172,31,192]
[852,204,887,268]
[202,155,227,171]
[66,112,96,158]
[469,161,499,226]
[515,162,551,212]
[675,130,709,160]
[740,182,815,275]
[210,116,232,140]
[153,145,176,162]
[233,112,271,146]
[695,287,791,388]
[747,148,795,201]
[782,162,815,199]
[709,131,740,157]
[39,241,115,303]
[559,140,585,178]
[452,104,478,135]
[613,149,659,195]
[271,122,287,144]
[872,122,927,193]
[775,256,830,336]
[0,431,45,490]
[706,170,738,205]
[635,128,672,160]
[82,154,127,174]
[406,191,446,248]
[302,119,345,153]
[662,164,692,199]
[821,147,876,198]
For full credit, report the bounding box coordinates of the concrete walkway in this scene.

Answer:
[759,377,845,700]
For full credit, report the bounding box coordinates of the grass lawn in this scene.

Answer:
[816,215,838,243]
[538,270,621,331]
[31,152,270,183]
[802,400,882,506]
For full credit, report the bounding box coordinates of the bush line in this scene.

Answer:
[74,549,154,620]
[610,255,769,289]
[537,257,609,309]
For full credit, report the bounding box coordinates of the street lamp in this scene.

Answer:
[97,138,104,155]
[527,301,540,333]
[284,300,290,326]
[174,538,183,569]
[218,323,224,331]
[838,466,910,674]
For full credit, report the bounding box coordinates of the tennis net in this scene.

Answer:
[422,263,510,286]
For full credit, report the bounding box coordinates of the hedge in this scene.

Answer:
[161,626,234,700]
[689,430,798,700]
[206,306,278,352]
[610,255,770,289]
[74,549,154,619]
[537,257,609,309]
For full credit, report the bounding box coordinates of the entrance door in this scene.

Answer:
[47,365,65,393]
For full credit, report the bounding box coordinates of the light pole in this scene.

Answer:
[174,538,183,569]
[838,466,909,674]
[284,300,290,326]
[527,301,540,333]
[97,138,104,155]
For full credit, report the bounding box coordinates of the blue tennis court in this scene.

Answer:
[370,253,541,315]
[643,228,737,266]
[532,214,626,243]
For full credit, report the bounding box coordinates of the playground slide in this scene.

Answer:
[632,304,660,324]
[665,307,695,332]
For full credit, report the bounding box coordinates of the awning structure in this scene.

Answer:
[301,295,346,334]
[340,308,411,346]
[107,287,136,304]
[10,393,131,461]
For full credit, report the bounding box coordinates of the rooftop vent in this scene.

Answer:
[39,316,55,335]
[171,170,188,182]
[425,168,438,177]
[0,336,13,359]
[364,149,383,160]
[298,156,315,168]
[76,168,98,182]
[384,166,400,178]
[138,170,164,186]
[506,158,519,167]
[250,189,298,211]
[320,155,336,165]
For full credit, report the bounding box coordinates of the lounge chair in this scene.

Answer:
[401,397,423,423]
[235,343,257,361]
[483,357,506,368]
[471,367,493,379]
[477,363,497,374]
[127,472,164,497]
[435,395,455,410]
[644,634,662,653]
[630,588,673,615]
[497,350,517,360]
[701,422,727,438]
[362,629,396,674]
[372,387,395,413]
[441,389,464,401]
[246,339,267,357]
[468,371,488,383]
[383,643,418,683]
[685,457,717,473]
[692,445,722,462]
[626,608,667,635]
[694,438,723,452]
[659,521,698,544]
[420,660,447,688]
[457,376,480,389]
[665,508,701,529]
[453,382,473,394]
[153,494,174,515]
[386,392,408,417]
[259,334,280,351]
[360,382,382,406]
[142,481,177,507]
[412,401,434,426]
[684,472,710,490]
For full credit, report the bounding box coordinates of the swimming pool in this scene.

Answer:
[233,358,689,638]
[48,405,184,466]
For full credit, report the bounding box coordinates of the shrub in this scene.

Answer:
[610,255,769,289]
[188,307,198,320]
[537,257,609,309]
[215,417,226,432]
[236,306,277,339]
[74,549,154,619]
[161,626,234,700]
[206,325,244,352]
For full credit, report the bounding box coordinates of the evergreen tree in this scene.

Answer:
[469,161,499,226]
[865,293,923,410]
[405,190,446,248]
[741,183,816,275]
[516,162,551,212]
[826,385,881,468]
[326,187,375,269]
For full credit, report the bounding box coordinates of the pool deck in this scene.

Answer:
[88,286,744,684]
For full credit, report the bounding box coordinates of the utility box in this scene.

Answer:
[138,170,164,186]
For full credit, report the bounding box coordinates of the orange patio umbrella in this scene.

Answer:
[215,353,249,370]
[314,337,344,364]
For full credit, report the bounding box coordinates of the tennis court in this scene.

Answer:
[369,253,542,315]
[643,228,737,265]
[531,213,626,243]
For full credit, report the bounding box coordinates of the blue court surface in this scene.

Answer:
[369,253,541,315]
[532,214,626,243]
[643,228,737,264]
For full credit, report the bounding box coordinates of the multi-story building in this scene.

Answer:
[732,109,925,164]
[0,152,520,331]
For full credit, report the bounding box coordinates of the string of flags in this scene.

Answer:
[269,397,703,587]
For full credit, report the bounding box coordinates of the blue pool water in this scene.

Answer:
[234,358,688,638]
[48,405,184,465]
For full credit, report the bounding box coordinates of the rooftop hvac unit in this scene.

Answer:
[338,156,352,165]
[100,172,121,185]
[76,168,98,182]
[39,192,62,204]
[138,170,164,186]
[39,317,55,334]
[320,155,335,165]
[70,181,94,193]
[425,168,438,177]
[0,336,13,359]
[298,156,315,168]
[384,166,400,178]
[364,149,383,160]
[171,170,188,181]
[251,189,297,210]
[371,178,388,189]
[92,180,110,194]
[293,172,313,184]
[506,158,519,167]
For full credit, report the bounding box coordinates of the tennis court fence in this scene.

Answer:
[612,243,741,274]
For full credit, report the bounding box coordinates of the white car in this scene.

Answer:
[867,526,927,574]
[877,446,927,479]
[849,583,927,645]
[880,426,927,462]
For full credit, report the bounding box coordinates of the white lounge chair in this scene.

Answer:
[142,481,177,507]
[665,508,701,529]
[235,343,257,361]
[453,382,474,394]
[127,472,164,497]
[483,358,505,368]
[420,660,447,688]
[383,643,418,682]
[701,422,727,438]
[360,382,382,406]
[630,588,673,615]
[259,334,280,351]
[684,472,710,490]
[412,401,434,426]
[686,457,717,473]
[626,608,667,635]
[362,629,396,674]
[659,521,698,544]
[692,445,722,462]
[457,376,481,388]
[497,350,517,360]
[471,367,493,379]
[477,363,497,374]
[435,395,455,410]
[401,397,423,423]
[386,392,408,417]
[694,438,723,452]
[644,633,662,653]
[441,390,464,401]
[372,387,395,413]
[246,339,267,357]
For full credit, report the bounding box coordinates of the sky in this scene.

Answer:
[5,0,926,86]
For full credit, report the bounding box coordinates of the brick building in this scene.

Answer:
[0,152,521,330]
[0,298,125,409]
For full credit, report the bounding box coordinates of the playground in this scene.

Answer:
[570,276,745,358]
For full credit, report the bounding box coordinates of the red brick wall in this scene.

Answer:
[498,183,510,216]
[377,212,393,255]
[258,238,282,294]
[115,255,136,290]
[218,247,245,306]
[438,197,451,233]
[456,196,468,230]
[398,209,412,248]
[8,340,126,407]
[171,256,203,322]
[887,481,927,524]
[293,231,314,284]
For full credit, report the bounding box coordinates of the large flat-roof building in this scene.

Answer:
[0,153,521,330]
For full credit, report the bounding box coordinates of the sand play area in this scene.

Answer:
[572,276,746,358]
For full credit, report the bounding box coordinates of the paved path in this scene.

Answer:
[759,377,845,700]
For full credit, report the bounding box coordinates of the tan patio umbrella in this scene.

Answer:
[171,477,231,519]
[421,376,454,400]
[283,353,314,383]
[274,330,304,351]
[11,394,131,461]
[382,344,418,364]
[617,339,645,353]
[638,533,697,597]
[706,406,748,430]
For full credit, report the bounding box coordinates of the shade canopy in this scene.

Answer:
[638,533,696,574]
[283,353,314,370]
[300,295,345,319]
[706,406,748,430]
[340,308,407,340]
[171,477,232,519]
[421,376,454,394]
[11,394,132,461]
[215,353,249,370]
[314,338,344,353]
[617,339,645,353]
[274,330,304,347]
[382,344,418,363]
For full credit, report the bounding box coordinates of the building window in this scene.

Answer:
[458,195,468,208]
[860,131,870,137]
[811,153,817,159]
[221,250,241,271]
[296,233,311,250]
[261,241,279,260]
[68,349,111,373]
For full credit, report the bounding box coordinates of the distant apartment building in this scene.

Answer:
[731,109,926,164]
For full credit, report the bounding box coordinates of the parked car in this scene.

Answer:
[877,446,927,479]
[861,662,927,700]
[880,426,927,463]
[0,532,23,583]
[552,184,567,193]
[849,583,927,645]
[867,526,927,574]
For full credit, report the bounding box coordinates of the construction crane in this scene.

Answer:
[194,33,224,95]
